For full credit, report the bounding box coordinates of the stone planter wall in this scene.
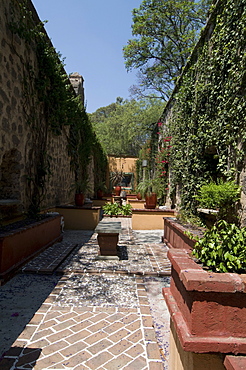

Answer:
[163,217,200,250]
[224,355,246,370]
[55,205,102,230]
[127,199,146,209]
[0,215,62,280]
[163,248,246,370]
[132,209,176,230]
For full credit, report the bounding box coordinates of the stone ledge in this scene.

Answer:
[56,204,101,210]
[132,208,175,213]
[168,249,246,293]
[163,287,246,354]
[224,355,246,370]
[132,209,176,230]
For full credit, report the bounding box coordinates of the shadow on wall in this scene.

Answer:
[0,148,23,220]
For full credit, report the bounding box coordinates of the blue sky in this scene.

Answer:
[31,0,142,113]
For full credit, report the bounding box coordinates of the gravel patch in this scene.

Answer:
[56,273,138,308]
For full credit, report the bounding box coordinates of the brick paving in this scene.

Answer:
[0,218,170,369]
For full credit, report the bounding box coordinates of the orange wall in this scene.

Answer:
[107,156,138,190]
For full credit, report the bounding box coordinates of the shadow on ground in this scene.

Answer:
[0,274,60,357]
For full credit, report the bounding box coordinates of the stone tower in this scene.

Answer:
[69,72,85,105]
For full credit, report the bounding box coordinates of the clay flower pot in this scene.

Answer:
[144,193,157,209]
[136,192,142,200]
[114,186,121,196]
[75,193,85,206]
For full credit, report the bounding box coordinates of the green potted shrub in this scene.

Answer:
[136,178,159,209]
[192,219,246,273]
[95,181,107,199]
[74,177,92,206]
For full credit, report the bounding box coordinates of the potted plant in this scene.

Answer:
[136,178,159,209]
[95,181,107,199]
[74,177,92,206]
[110,170,125,196]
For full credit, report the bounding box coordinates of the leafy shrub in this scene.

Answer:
[195,180,240,222]
[102,203,132,216]
[183,230,199,241]
[120,204,132,216]
[192,220,246,273]
[195,180,240,209]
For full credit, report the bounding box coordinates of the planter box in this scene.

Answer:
[128,199,146,209]
[92,198,113,207]
[224,355,246,370]
[126,194,137,199]
[163,248,246,355]
[163,217,202,250]
[197,208,218,228]
[55,205,101,230]
[132,208,176,230]
[0,215,62,279]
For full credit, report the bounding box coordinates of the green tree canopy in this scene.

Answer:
[89,98,164,157]
[123,0,212,100]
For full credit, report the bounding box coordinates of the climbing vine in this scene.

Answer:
[8,0,107,215]
[159,0,246,213]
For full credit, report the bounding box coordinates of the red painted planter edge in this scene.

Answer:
[168,249,246,293]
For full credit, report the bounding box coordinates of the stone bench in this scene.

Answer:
[94,220,121,259]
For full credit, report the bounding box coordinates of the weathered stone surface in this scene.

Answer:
[0,0,75,216]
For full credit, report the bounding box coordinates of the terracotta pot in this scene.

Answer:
[114,186,121,196]
[136,192,142,200]
[145,193,157,209]
[75,193,85,206]
[97,189,103,199]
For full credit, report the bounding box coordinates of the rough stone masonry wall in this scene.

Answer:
[0,0,74,218]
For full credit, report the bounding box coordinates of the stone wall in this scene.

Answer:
[0,0,74,219]
[159,0,246,224]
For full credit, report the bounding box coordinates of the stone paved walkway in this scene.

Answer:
[0,218,170,370]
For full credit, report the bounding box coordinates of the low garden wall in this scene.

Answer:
[55,205,102,230]
[132,209,176,230]
[163,217,203,250]
[127,199,146,209]
[163,248,246,370]
[0,214,62,280]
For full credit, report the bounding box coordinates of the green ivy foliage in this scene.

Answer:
[165,0,246,213]
[192,220,246,273]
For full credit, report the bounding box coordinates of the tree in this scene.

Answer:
[89,98,164,157]
[123,0,212,100]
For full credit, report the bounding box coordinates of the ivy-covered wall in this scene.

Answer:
[158,0,246,224]
[0,0,107,219]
